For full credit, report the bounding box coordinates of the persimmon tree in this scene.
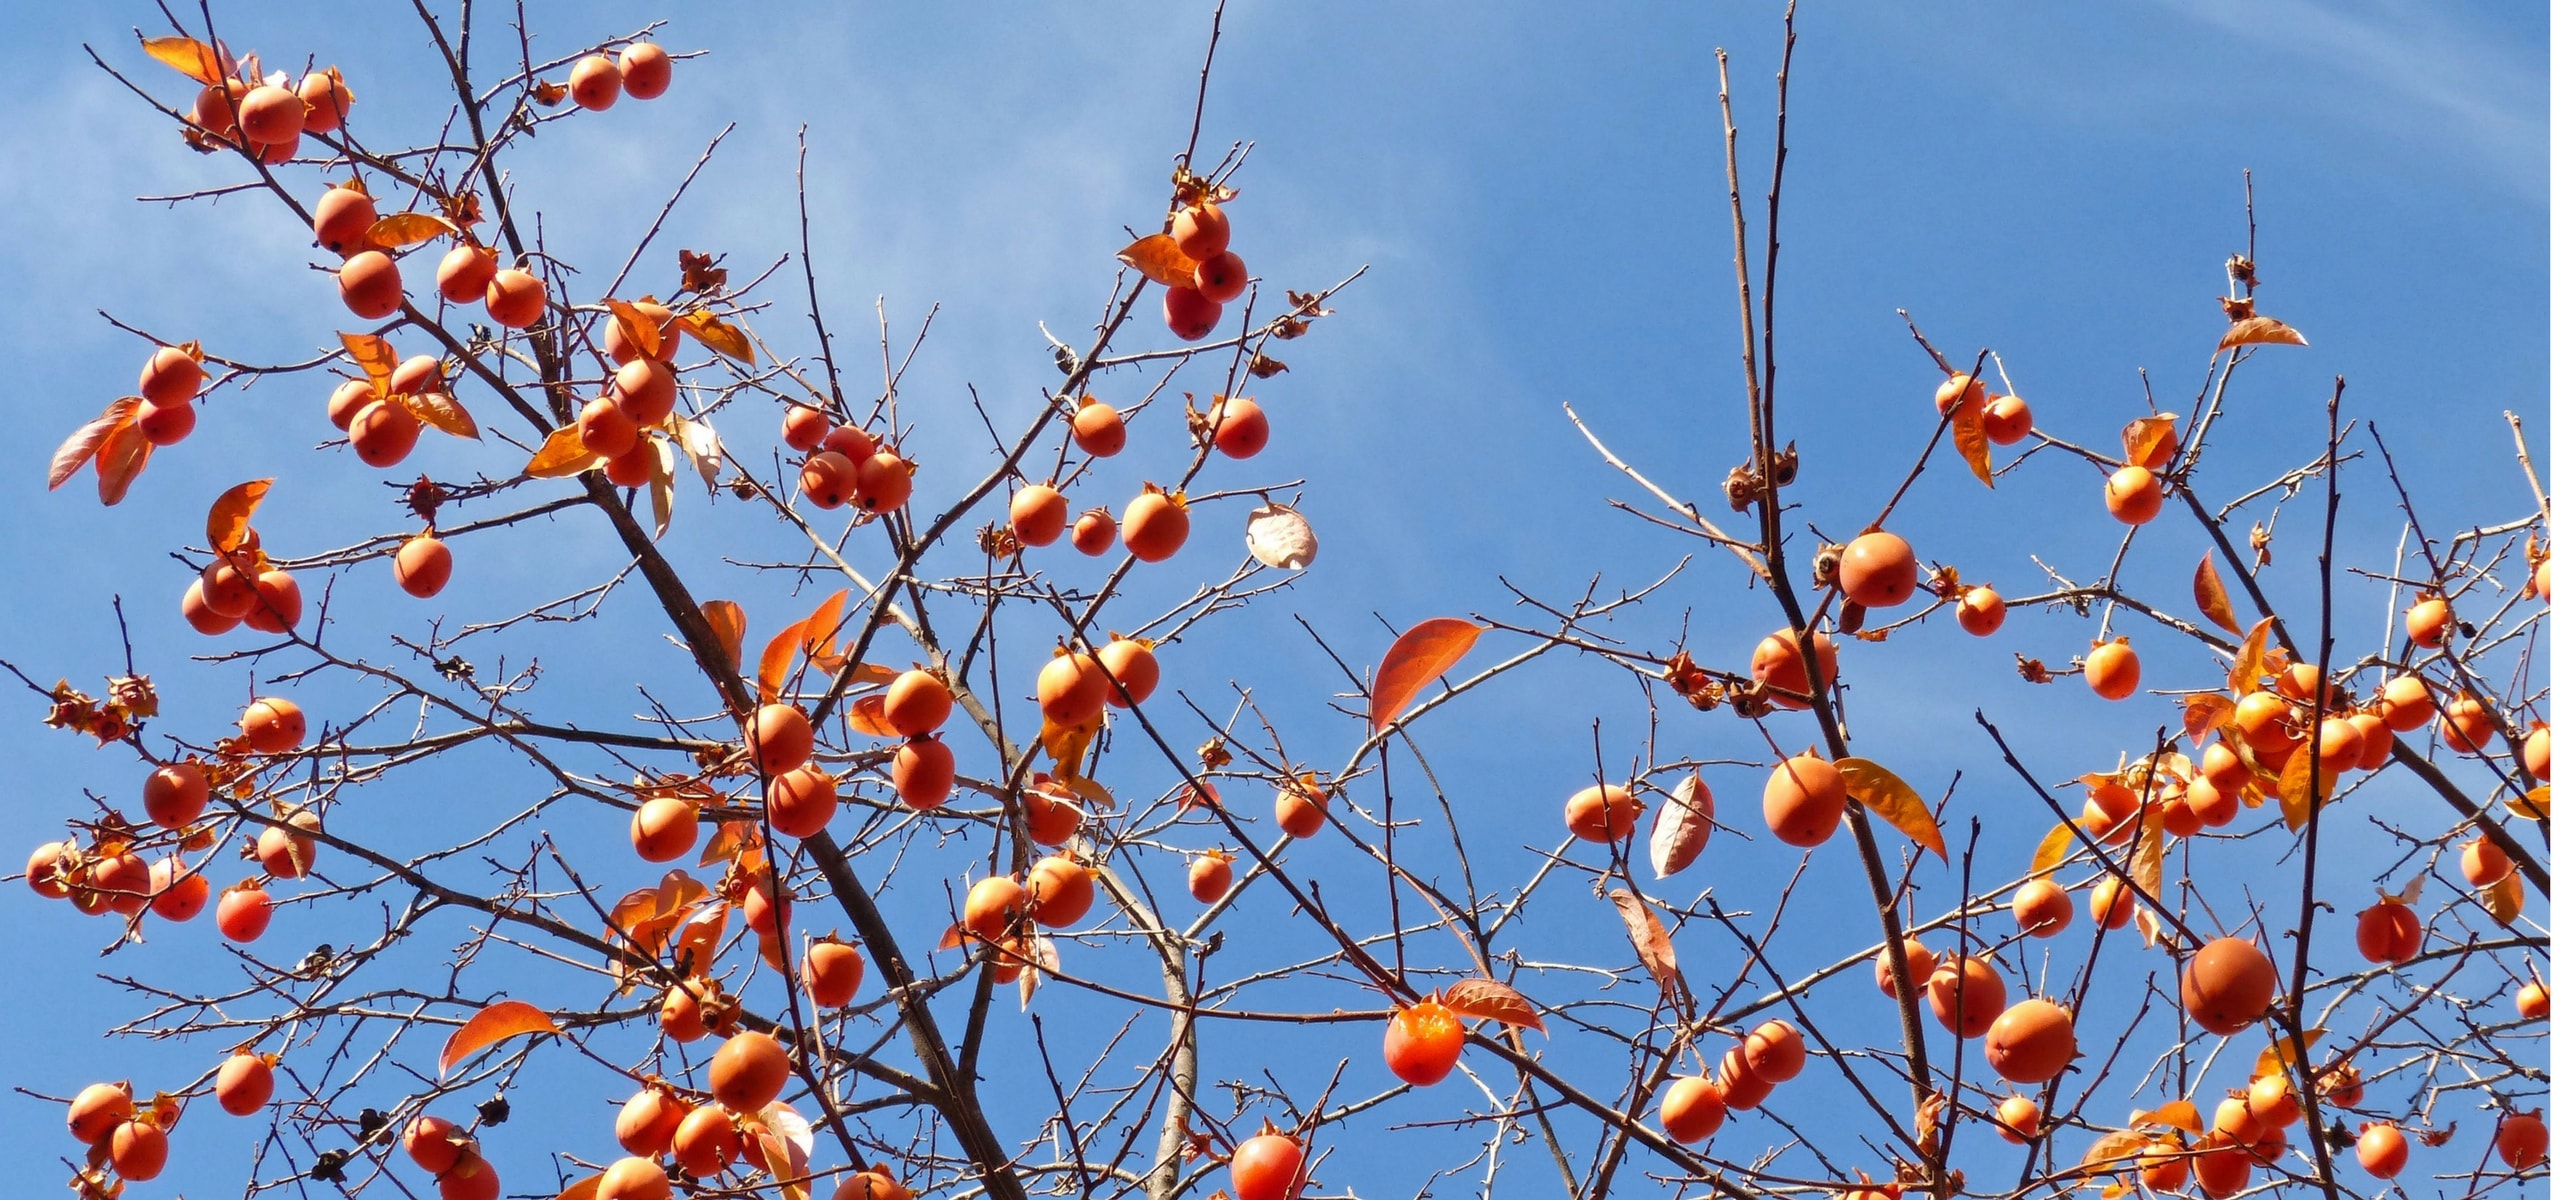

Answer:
[10,6,2547,1200]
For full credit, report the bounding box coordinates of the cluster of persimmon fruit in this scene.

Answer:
[583,1029,914,1200]
[1161,196,1250,341]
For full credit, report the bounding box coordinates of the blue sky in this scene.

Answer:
[0,2,2545,1197]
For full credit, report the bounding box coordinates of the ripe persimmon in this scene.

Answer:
[1564,782,1640,843]
[2404,597,2450,648]
[1194,250,1248,303]
[143,761,208,828]
[2517,980,2549,1020]
[1208,395,1268,458]
[390,353,441,396]
[2182,936,2276,1035]
[436,244,497,304]
[765,765,838,839]
[90,852,151,915]
[596,1156,669,1200]
[395,535,452,598]
[140,345,203,406]
[603,297,682,357]
[1023,783,1084,845]
[216,1052,275,1116]
[1874,937,1935,999]
[1276,776,1329,839]
[403,1115,470,1173]
[1071,507,1117,556]
[192,80,248,138]
[148,859,207,919]
[2082,780,2140,845]
[1163,285,1221,340]
[2461,835,2513,886]
[569,54,622,111]
[26,841,72,899]
[709,1030,789,1113]
[1716,1046,1773,1110]
[2376,675,2434,731]
[2104,465,2163,525]
[240,696,306,753]
[2438,694,2497,754]
[740,875,790,936]
[1933,373,1986,415]
[2084,640,2139,700]
[1229,1132,1305,1200]
[613,1085,691,1157]
[803,937,865,1007]
[1838,531,1918,608]
[135,398,196,446]
[1010,484,1068,547]
[821,425,877,462]
[350,399,423,467]
[855,451,915,512]
[963,875,1027,942]
[1995,1094,2041,1144]
[799,449,858,508]
[237,568,303,634]
[1038,650,1109,725]
[1957,586,2005,635]
[1927,955,2005,1038]
[630,795,696,862]
[832,1168,912,1200]
[2354,1123,2406,1179]
[1188,851,1233,903]
[201,560,258,618]
[182,578,239,635]
[328,379,375,431]
[2498,1110,2548,1168]
[1743,1020,1806,1082]
[236,83,303,144]
[2011,878,2072,937]
[68,1082,135,1144]
[883,669,954,736]
[780,405,831,451]
[1983,393,2033,444]
[612,357,677,425]
[1750,629,1836,709]
[658,980,714,1042]
[2246,1074,2299,1128]
[1026,855,1094,927]
[620,42,673,98]
[1762,753,1845,847]
[2090,875,2134,929]
[1172,201,1230,260]
[670,1104,741,1174]
[1383,997,1464,1086]
[256,810,320,878]
[2521,721,2548,780]
[109,1120,168,1180]
[603,445,657,488]
[746,703,814,775]
[892,737,954,810]
[298,69,353,133]
[1071,400,1125,457]
[2348,712,2392,771]
[439,1155,501,1200]
[485,268,546,328]
[1983,999,2075,1083]
[216,883,273,942]
[338,250,404,319]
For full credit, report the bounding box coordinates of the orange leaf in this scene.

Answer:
[701,600,746,672]
[2077,1128,2150,1173]
[399,391,480,440]
[2484,871,2525,926]
[2121,414,2179,468]
[1369,618,1482,734]
[1950,399,1994,487]
[1440,978,1546,1033]
[2192,556,2242,636]
[605,299,663,361]
[1116,233,1202,288]
[1838,757,1946,861]
[1648,771,1713,879]
[2182,694,2235,746]
[206,479,273,553]
[2029,820,2076,879]
[524,424,600,478]
[2509,785,2549,822]
[366,212,461,250]
[844,695,899,738]
[758,619,807,705]
[2275,735,2336,828]
[141,36,227,86]
[51,398,139,490]
[556,1177,602,1200]
[2134,1100,2204,1135]
[2219,316,2308,349]
[96,419,154,506]
[438,1000,557,1073]
[697,821,759,868]
[680,309,754,364]
[801,590,850,662]
[340,332,397,395]
[2251,1028,2324,1079]
[1040,711,1103,779]
[2228,617,2273,696]
[754,928,790,973]
[1607,888,1686,1006]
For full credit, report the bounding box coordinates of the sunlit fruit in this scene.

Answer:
[709,1030,790,1113]
[109,1120,168,1180]
[403,1114,470,1173]
[2496,1110,2547,1168]
[236,83,304,143]
[630,795,697,862]
[299,69,353,132]
[257,809,321,878]
[1035,652,1107,726]
[328,379,375,431]
[1983,999,2075,1083]
[1983,394,2033,444]
[741,876,790,936]
[2354,1123,2406,1178]
[803,938,865,1007]
[68,1082,135,1144]
[1716,1047,1772,1110]
[1957,586,2005,636]
[832,1169,911,1200]
[1743,1020,1805,1082]
[1024,784,1084,845]
[1874,937,1935,999]
[2083,780,2140,845]
[1933,373,1985,415]
[620,42,673,98]
[569,54,622,110]
[2376,675,2433,731]
[1275,777,1328,839]
[26,841,71,899]
[200,560,257,617]
[1194,251,1248,303]
[143,761,208,828]
[1072,508,1117,555]
[747,703,814,775]
[1838,532,1918,608]
[91,852,151,915]
[612,357,677,425]
[2090,876,2134,930]
[395,535,453,598]
[2136,1140,2188,1192]
[216,1052,275,1116]
[800,450,857,508]
[485,268,546,328]
[1229,1132,1305,1200]
[1209,395,1268,457]
[1189,852,1233,903]
[1750,629,1836,710]
[670,1104,741,1174]
[1164,285,1222,340]
[2354,901,2420,964]
[2085,640,2140,700]
[781,405,830,451]
[1762,753,1845,848]
[892,737,954,810]
[596,1156,670,1200]
[216,884,273,942]
[1011,484,1068,546]
[1172,201,1230,260]
[1071,400,1125,457]
[963,876,1027,942]
[766,765,838,839]
[192,81,248,137]
[1026,856,1094,927]
[2520,980,2549,1020]
[2522,722,2549,780]
[390,353,442,396]
[2193,1135,2252,1197]
[2011,879,2071,937]
[1995,1095,2041,1144]
[604,443,653,487]
[1927,955,2006,1039]
[1382,997,1464,1086]
[351,399,423,467]
[855,452,914,512]
[338,250,405,320]
[2349,712,2392,771]
[2182,937,2276,1035]
[1565,783,1640,843]
[2438,694,2497,754]
[437,244,497,304]
[883,670,953,735]
[2104,465,2163,524]
[235,568,303,635]
[146,858,203,917]
[1123,491,1191,560]
[1096,638,1160,706]
[2246,1074,2299,1129]
[140,344,204,406]
[2461,835,2512,886]
[2404,597,2450,648]
[241,696,306,752]
[134,398,195,445]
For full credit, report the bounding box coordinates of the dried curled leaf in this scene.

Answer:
[439,1000,557,1073]
[1440,978,1546,1033]
[2029,820,2077,879]
[646,437,677,538]
[523,424,601,478]
[680,308,754,364]
[2220,316,2308,349]
[1837,757,1946,861]
[700,600,746,671]
[1607,888,1686,1007]
[1041,711,1103,779]
[673,417,721,492]
[1244,502,1317,570]
[2192,555,2242,635]
[142,36,228,85]
[206,479,273,553]
[844,695,899,738]
[2483,872,2525,926]
[1649,771,1713,879]
[1116,233,1202,288]
[1370,618,1482,734]
[1950,399,1994,487]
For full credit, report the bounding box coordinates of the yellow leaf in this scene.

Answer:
[2252,1028,2324,1080]
[523,424,601,478]
[2483,872,2525,926]
[2508,786,2548,821]
[2192,555,2243,636]
[843,695,898,737]
[2077,1128,2150,1173]
[1370,618,1482,734]
[2133,813,2165,902]
[605,299,662,360]
[1060,775,1116,812]
[1950,398,1994,487]
[1116,233,1202,288]
[365,212,461,250]
[1439,978,1546,1033]
[701,600,746,672]
[1041,711,1103,779]
[141,36,227,86]
[2029,821,2077,879]
[2219,316,2308,349]
[50,398,139,491]
[1837,757,1946,861]
[2228,617,2273,696]
[340,332,397,394]
[399,391,480,440]
[2275,740,2337,830]
[2134,1100,2204,1135]
[206,479,273,553]
[438,1000,557,1073]
[680,309,755,364]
